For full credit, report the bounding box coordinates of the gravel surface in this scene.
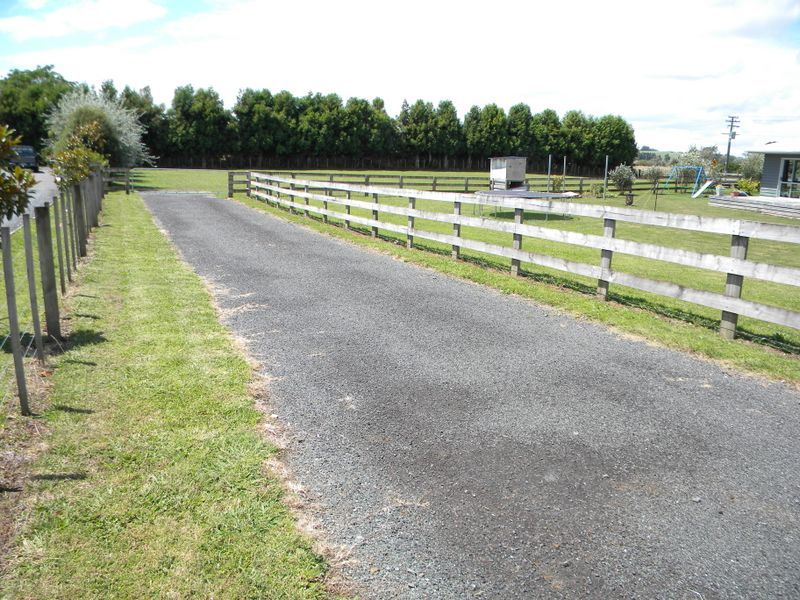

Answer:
[145,192,800,599]
[2,168,58,232]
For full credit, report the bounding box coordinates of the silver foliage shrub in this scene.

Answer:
[47,89,151,167]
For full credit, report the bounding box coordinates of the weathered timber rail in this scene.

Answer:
[246,172,800,339]
[228,170,693,198]
[103,168,131,194]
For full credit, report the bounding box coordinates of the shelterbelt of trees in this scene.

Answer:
[0,66,638,171]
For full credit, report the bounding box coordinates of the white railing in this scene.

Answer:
[248,172,800,338]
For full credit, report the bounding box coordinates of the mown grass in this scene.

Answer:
[133,168,800,383]
[0,191,328,598]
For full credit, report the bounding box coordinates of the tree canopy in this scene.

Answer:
[2,66,642,171]
[0,66,73,153]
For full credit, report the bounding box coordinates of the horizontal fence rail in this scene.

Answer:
[247,173,800,337]
[229,170,691,197]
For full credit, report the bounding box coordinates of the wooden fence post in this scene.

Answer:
[321,185,328,223]
[22,215,45,362]
[73,183,87,257]
[579,178,584,194]
[66,188,78,270]
[371,193,379,237]
[407,197,415,248]
[511,208,524,275]
[90,173,100,228]
[399,176,404,189]
[227,172,233,197]
[345,191,351,229]
[246,172,252,198]
[125,169,131,194]
[720,234,749,339]
[452,201,461,259]
[1,226,30,415]
[597,218,616,298]
[304,184,310,217]
[432,177,437,191]
[464,177,469,192]
[59,191,73,283]
[51,194,66,294]
[36,204,61,340]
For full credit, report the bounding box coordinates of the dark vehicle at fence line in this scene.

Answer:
[10,145,38,172]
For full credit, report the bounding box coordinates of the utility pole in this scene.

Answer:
[723,115,740,175]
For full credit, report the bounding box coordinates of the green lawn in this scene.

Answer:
[132,168,800,383]
[0,191,329,598]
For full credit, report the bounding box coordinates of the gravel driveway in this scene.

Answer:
[144,192,800,599]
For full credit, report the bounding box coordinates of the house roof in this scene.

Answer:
[747,143,800,155]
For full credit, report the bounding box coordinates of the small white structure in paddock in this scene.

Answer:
[490,156,527,190]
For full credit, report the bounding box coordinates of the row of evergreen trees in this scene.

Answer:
[0,67,638,171]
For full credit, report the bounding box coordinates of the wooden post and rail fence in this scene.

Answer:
[228,170,705,199]
[238,171,800,341]
[1,171,106,415]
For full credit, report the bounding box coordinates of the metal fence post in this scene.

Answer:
[36,204,61,340]
[22,215,45,362]
[1,226,30,415]
[720,235,749,340]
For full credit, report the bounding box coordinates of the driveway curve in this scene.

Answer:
[144,192,800,599]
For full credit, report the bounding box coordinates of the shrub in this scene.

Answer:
[50,121,107,187]
[643,166,662,188]
[550,175,563,192]
[608,164,635,193]
[739,153,764,181]
[0,124,35,218]
[736,178,760,196]
[47,89,150,167]
[589,182,604,198]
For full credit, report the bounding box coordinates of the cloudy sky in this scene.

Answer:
[1,0,798,153]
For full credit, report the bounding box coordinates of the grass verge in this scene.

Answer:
[0,191,329,598]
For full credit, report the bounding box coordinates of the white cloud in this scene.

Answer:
[0,0,167,41]
[1,0,798,152]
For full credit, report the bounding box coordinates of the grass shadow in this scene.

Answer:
[51,404,94,415]
[30,473,86,482]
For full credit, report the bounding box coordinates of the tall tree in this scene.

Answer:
[297,93,345,157]
[398,100,436,167]
[234,88,277,159]
[507,103,535,157]
[593,114,637,167]
[530,109,562,161]
[167,85,233,167]
[465,104,508,163]
[433,100,463,168]
[561,110,594,165]
[0,65,73,152]
[120,85,169,161]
